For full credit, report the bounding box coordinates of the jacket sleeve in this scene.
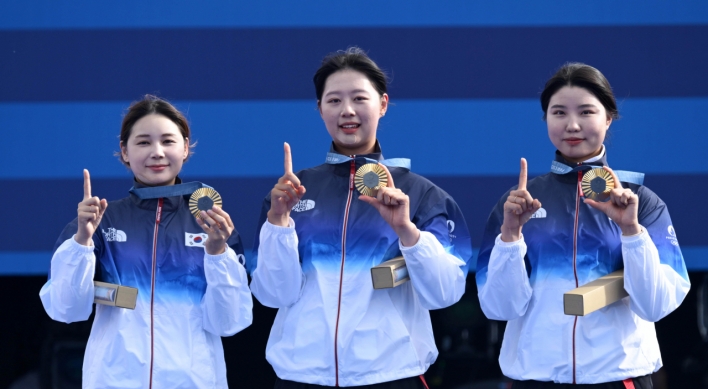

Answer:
[249,196,305,308]
[622,186,690,322]
[476,189,533,321]
[201,230,253,336]
[403,187,473,310]
[39,218,99,323]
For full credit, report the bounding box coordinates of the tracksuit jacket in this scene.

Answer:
[40,180,253,389]
[476,151,690,384]
[249,144,474,387]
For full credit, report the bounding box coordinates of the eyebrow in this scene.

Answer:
[324,88,371,97]
[550,103,598,109]
[133,133,178,138]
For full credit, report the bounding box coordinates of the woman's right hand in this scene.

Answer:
[267,143,306,227]
[75,169,108,246]
[501,158,541,242]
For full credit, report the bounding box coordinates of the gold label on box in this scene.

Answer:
[355,163,388,197]
[581,168,614,202]
[189,188,223,219]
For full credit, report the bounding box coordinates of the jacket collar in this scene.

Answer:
[549,149,609,185]
[551,148,608,175]
[128,176,187,212]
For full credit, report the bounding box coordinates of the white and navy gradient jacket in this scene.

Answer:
[249,144,474,387]
[40,180,253,389]
[476,151,690,384]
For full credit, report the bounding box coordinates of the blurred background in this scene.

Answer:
[2,1,707,387]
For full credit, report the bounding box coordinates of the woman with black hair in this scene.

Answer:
[249,47,474,388]
[40,95,253,388]
[476,63,690,388]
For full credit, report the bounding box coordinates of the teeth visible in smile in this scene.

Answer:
[341,124,358,128]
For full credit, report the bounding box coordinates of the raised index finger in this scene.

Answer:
[83,169,92,200]
[284,142,293,174]
[518,158,528,190]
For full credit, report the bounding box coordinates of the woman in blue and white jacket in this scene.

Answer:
[476,63,690,388]
[39,96,253,388]
[249,47,474,388]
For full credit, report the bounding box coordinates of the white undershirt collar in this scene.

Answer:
[582,145,606,164]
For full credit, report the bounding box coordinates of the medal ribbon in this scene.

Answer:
[550,160,644,185]
[130,181,210,200]
[325,152,411,170]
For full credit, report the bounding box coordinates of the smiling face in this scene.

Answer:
[318,69,388,156]
[547,86,612,163]
[120,113,188,186]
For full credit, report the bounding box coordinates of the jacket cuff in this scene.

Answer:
[399,230,430,254]
[205,246,233,263]
[69,235,97,252]
[621,225,649,247]
[494,233,526,254]
[264,218,296,234]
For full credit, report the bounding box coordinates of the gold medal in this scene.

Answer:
[189,188,223,218]
[581,168,614,202]
[355,163,388,197]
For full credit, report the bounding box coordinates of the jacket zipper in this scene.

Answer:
[149,198,163,389]
[333,160,356,387]
[572,170,582,384]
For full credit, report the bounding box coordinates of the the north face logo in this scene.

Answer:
[292,199,315,212]
[102,228,126,242]
[530,208,547,219]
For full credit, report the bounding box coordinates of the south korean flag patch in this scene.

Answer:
[186,232,209,248]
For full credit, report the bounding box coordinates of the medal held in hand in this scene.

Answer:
[355,163,388,197]
[581,168,614,202]
[189,188,223,219]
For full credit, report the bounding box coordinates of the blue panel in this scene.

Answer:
[682,247,708,271]
[1,1,708,29]
[2,98,707,178]
[0,252,50,275]
[2,26,707,101]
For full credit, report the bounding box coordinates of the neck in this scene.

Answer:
[561,146,604,164]
[333,142,376,156]
[135,177,177,187]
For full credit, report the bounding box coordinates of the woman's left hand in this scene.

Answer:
[584,166,641,236]
[359,164,420,246]
[196,206,235,255]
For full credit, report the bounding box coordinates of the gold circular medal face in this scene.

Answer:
[354,163,388,197]
[581,168,614,202]
[189,188,223,218]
